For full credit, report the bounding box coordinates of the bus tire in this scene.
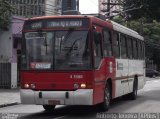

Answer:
[43,105,56,112]
[99,82,111,111]
[129,77,138,100]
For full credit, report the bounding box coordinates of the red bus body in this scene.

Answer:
[20,15,145,108]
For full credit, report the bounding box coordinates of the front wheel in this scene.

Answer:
[43,105,56,112]
[99,82,111,111]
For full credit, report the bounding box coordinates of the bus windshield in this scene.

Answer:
[21,30,91,70]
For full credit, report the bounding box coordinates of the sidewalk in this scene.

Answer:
[0,89,20,108]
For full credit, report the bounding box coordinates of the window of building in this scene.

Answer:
[31,0,33,4]
[35,0,37,4]
[103,30,112,57]
[67,0,72,9]
[22,0,24,4]
[35,6,37,15]
[39,6,41,15]
[56,0,61,5]
[23,6,26,16]
[16,8,18,15]
[41,5,45,15]
[19,6,23,15]
[42,0,45,4]
[26,6,29,15]
[31,5,34,15]
[20,0,22,4]
[113,32,120,58]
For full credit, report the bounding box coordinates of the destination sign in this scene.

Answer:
[23,18,89,30]
[47,20,83,28]
[31,22,42,29]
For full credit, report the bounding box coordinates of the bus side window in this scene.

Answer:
[94,32,102,69]
[127,37,133,59]
[137,40,142,59]
[120,34,127,59]
[133,39,138,59]
[113,32,120,58]
[141,41,145,59]
[103,30,112,57]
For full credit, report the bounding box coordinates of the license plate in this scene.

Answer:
[48,100,60,105]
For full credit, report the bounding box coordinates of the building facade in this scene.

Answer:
[9,0,62,17]
[0,16,26,88]
[99,0,123,17]
[62,0,79,14]
[0,0,62,89]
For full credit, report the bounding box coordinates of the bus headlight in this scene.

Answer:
[24,83,30,88]
[31,84,36,89]
[80,83,86,88]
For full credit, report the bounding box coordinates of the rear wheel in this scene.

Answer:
[43,105,56,112]
[99,82,111,111]
[129,78,138,100]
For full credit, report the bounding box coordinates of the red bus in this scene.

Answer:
[20,14,145,111]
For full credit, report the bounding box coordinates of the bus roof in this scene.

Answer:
[28,15,90,20]
[109,20,144,41]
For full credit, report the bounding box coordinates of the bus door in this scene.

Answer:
[92,26,105,104]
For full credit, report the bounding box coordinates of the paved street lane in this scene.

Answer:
[0,77,160,119]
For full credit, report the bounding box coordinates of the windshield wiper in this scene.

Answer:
[65,37,82,57]
[44,37,48,55]
[59,29,74,53]
[37,30,48,55]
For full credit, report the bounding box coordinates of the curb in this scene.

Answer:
[0,102,20,108]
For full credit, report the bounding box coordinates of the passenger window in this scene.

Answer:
[127,37,133,59]
[103,30,112,57]
[133,39,138,59]
[113,32,120,58]
[137,41,142,59]
[141,41,145,59]
[120,35,127,59]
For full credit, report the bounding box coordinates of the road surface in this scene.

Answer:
[0,77,160,119]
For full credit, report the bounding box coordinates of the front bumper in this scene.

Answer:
[20,89,93,105]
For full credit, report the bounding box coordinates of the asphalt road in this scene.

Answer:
[0,77,160,119]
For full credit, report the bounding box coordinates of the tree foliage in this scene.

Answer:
[123,0,148,20]
[122,0,160,21]
[0,0,14,30]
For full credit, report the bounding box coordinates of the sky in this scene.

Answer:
[79,0,99,14]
